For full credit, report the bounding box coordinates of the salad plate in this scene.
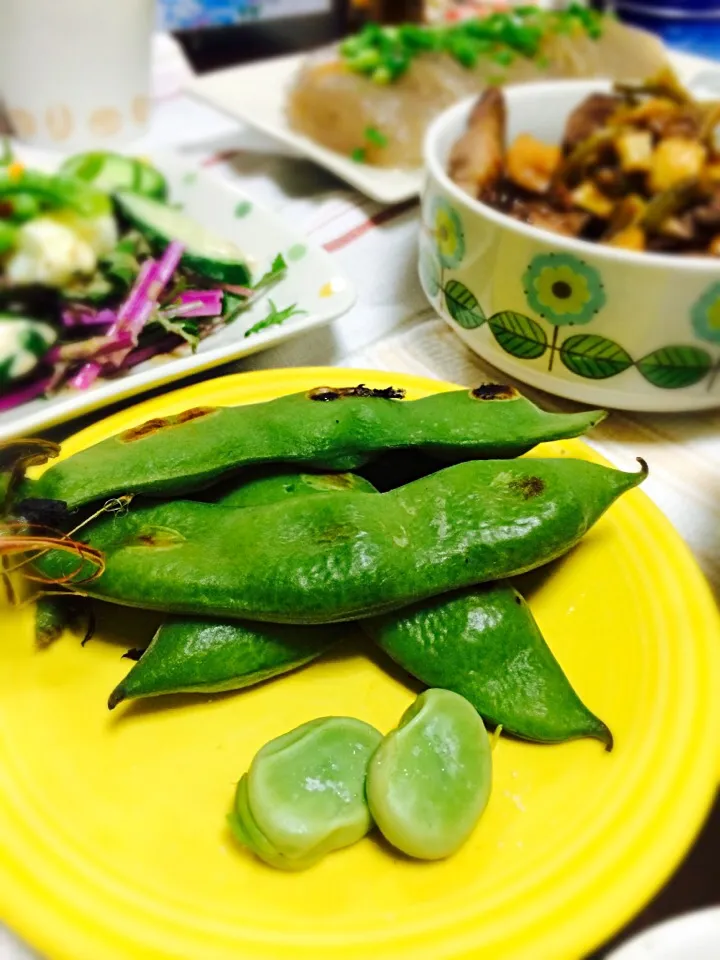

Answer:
[0,367,718,960]
[0,152,356,441]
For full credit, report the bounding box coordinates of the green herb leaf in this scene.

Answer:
[253,253,287,292]
[351,147,367,164]
[155,311,201,352]
[244,301,306,338]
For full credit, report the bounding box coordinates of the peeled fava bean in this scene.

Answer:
[367,689,492,860]
[229,717,382,870]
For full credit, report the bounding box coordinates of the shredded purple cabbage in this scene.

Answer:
[68,362,103,390]
[62,306,116,329]
[0,373,53,412]
[168,289,223,318]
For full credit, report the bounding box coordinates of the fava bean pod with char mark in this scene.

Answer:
[34,456,647,625]
[23,384,605,510]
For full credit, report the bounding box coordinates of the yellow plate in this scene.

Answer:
[1,367,718,960]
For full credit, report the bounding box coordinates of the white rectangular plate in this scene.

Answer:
[0,151,356,441]
[186,49,720,205]
[186,54,424,205]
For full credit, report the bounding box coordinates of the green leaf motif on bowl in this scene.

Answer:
[560,334,633,380]
[523,252,605,326]
[444,280,485,329]
[487,311,547,359]
[637,346,712,390]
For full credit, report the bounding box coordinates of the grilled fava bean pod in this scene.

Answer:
[34,595,74,647]
[367,689,492,860]
[25,384,605,510]
[211,467,377,506]
[108,618,347,709]
[364,584,612,747]
[35,457,647,624]
[229,717,383,870]
[109,470,377,708]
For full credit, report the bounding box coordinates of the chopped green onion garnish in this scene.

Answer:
[371,65,393,86]
[340,9,604,83]
[365,126,389,149]
[351,147,367,163]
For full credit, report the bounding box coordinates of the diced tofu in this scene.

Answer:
[49,209,118,257]
[5,216,98,287]
[505,133,561,195]
[649,138,707,194]
[570,180,615,218]
[616,129,653,172]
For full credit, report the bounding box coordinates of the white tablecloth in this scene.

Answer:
[1,33,718,960]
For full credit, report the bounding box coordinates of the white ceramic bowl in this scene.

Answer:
[605,907,720,960]
[420,80,720,412]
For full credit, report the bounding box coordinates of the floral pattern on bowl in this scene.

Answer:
[421,81,720,412]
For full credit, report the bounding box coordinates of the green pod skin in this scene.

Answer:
[229,717,383,870]
[107,618,346,709]
[25,385,606,510]
[364,583,612,747]
[34,457,647,624]
[34,596,71,646]
[34,595,86,646]
[212,467,377,507]
[367,689,492,860]
[108,470,377,708]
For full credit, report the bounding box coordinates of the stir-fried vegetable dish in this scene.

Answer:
[449,70,720,256]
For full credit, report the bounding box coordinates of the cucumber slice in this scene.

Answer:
[0,221,18,255]
[0,315,56,387]
[60,152,168,201]
[115,191,252,286]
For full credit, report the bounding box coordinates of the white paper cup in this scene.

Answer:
[0,0,154,151]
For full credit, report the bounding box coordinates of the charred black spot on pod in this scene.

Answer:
[127,526,186,548]
[308,384,406,401]
[509,476,546,500]
[175,406,216,424]
[120,418,170,443]
[348,384,406,400]
[120,407,217,442]
[308,386,340,402]
[303,473,356,492]
[515,596,522,605]
[471,384,519,401]
[14,497,72,527]
[314,521,359,544]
